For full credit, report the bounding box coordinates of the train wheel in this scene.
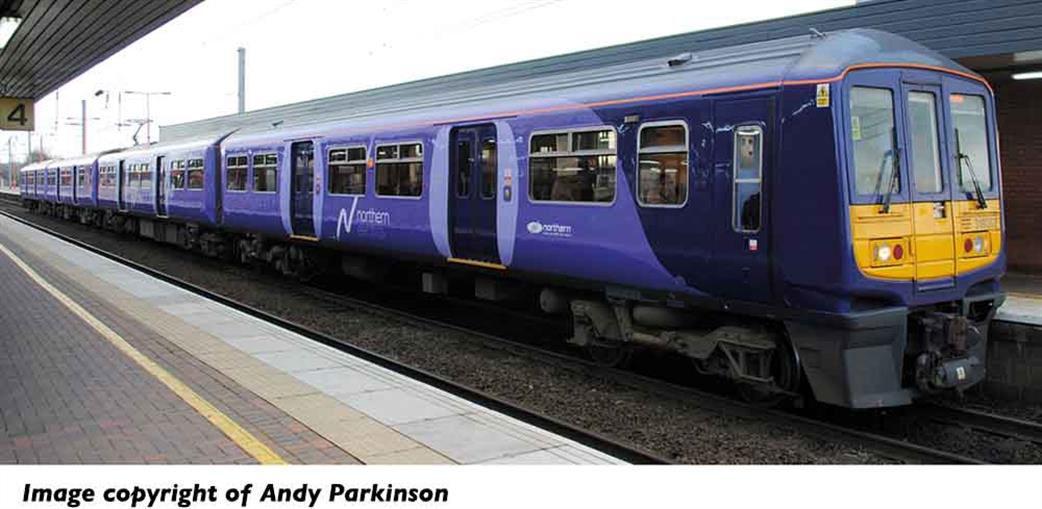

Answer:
[586,337,631,367]
[736,337,801,407]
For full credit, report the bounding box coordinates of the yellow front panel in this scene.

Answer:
[851,199,1001,281]
[952,199,1002,274]
[850,203,914,280]
[911,202,955,280]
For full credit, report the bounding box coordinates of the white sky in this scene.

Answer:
[3,0,852,159]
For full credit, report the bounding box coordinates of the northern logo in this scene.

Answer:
[526,220,572,238]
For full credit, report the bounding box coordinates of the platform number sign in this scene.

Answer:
[0,97,34,131]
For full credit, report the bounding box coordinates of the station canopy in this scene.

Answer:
[0,0,200,100]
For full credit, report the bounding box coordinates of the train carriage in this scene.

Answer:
[20,29,1005,409]
[57,155,100,210]
[156,137,224,227]
[18,161,50,203]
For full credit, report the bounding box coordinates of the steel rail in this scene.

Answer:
[918,402,1042,445]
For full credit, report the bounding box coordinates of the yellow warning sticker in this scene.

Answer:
[851,116,862,141]
[816,83,830,108]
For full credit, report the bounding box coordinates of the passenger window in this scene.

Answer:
[637,123,688,206]
[480,138,496,199]
[187,159,204,190]
[376,142,423,197]
[529,128,616,203]
[226,155,247,191]
[170,160,186,189]
[908,92,942,194]
[252,153,278,192]
[733,125,763,232]
[850,87,899,196]
[328,147,367,195]
[951,94,992,192]
[140,163,151,190]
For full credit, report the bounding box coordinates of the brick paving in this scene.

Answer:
[0,232,358,464]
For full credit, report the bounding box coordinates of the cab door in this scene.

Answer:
[901,80,956,290]
[712,96,774,303]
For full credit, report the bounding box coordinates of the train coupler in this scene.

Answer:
[913,312,985,394]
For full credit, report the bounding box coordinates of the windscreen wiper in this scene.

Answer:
[955,128,988,209]
[880,127,901,213]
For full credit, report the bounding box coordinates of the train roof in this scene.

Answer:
[220,29,976,145]
[53,154,102,168]
[97,134,228,163]
[19,160,54,173]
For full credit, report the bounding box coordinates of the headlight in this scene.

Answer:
[875,244,891,262]
[963,233,989,257]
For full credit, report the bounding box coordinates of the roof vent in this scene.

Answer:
[667,52,694,68]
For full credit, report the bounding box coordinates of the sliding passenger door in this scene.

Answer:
[449,124,499,263]
[156,155,168,217]
[290,141,316,237]
[117,160,127,211]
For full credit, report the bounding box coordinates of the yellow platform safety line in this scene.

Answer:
[0,243,287,465]
[446,257,507,270]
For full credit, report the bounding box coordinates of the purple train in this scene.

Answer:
[20,29,1006,408]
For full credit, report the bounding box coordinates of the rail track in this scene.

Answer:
[916,403,1042,446]
[0,204,999,464]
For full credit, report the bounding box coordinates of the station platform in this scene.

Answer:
[0,214,622,465]
[997,272,1042,326]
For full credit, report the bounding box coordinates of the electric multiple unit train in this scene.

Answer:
[20,29,1005,408]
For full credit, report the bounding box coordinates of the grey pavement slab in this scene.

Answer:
[394,413,547,464]
[337,388,461,425]
[222,334,295,354]
[255,350,342,373]
[295,367,393,396]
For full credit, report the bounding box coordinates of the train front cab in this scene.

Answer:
[791,65,1004,409]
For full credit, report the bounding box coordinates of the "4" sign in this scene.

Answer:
[0,97,34,131]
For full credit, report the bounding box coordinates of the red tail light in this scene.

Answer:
[893,244,904,260]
